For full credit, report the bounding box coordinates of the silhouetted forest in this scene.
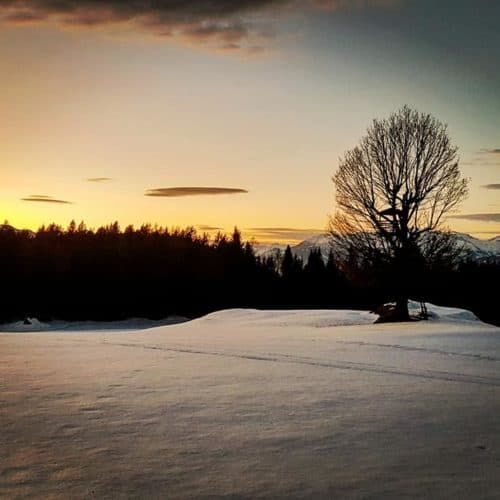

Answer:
[0,222,498,326]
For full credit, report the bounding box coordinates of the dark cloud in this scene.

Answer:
[312,0,399,8]
[87,177,112,182]
[146,187,248,197]
[22,195,72,204]
[0,0,397,51]
[450,213,500,223]
[483,184,500,190]
[0,0,286,51]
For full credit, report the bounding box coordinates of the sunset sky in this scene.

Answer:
[1,0,499,243]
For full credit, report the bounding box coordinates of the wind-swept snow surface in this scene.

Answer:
[1,305,499,499]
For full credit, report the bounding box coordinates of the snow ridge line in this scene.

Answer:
[104,341,500,387]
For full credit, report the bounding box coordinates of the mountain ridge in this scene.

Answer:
[255,232,500,262]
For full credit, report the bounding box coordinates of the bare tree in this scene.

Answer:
[330,106,469,320]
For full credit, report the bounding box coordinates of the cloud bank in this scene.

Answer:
[146,187,248,197]
[22,195,72,204]
[0,0,397,52]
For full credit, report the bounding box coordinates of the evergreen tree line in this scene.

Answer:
[0,221,498,326]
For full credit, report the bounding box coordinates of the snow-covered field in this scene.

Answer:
[1,304,499,499]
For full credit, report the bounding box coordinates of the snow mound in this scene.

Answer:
[197,308,377,328]
[2,318,52,332]
[409,301,479,322]
[197,302,479,329]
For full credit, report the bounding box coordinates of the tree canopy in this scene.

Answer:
[330,106,469,319]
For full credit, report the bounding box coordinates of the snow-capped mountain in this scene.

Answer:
[0,224,35,238]
[454,233,500,260]
[255,232,500,262]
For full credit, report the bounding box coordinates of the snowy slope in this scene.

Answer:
[1,304,499,498]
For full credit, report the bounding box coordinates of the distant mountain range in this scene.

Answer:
[255,232,500,262]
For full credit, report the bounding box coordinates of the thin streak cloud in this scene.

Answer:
[450,213,500,223]
[22,195,73,204]
[248,227,325,241]
[146,187,248,197]
[249,226,324,233]
[197,225,223,231]
[87,177,112,182]
[478,148,500,156]
[483,184,500,190]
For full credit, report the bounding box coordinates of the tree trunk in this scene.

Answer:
[395,297,410,321]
